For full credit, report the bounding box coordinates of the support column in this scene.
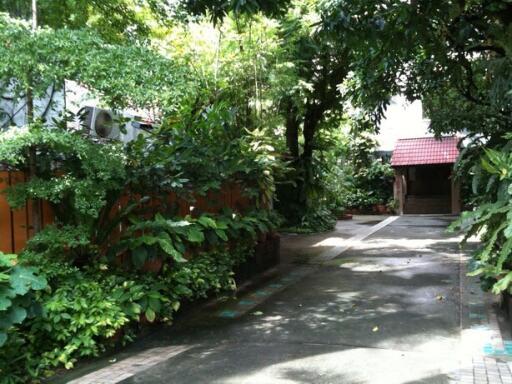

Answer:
[451,177,461,215]
[394,168,406,215]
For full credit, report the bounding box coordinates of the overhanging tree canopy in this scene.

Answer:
[0,12,192,122]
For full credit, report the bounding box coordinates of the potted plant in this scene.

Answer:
[375,203,387,214]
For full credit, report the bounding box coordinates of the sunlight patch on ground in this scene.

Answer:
[219,347,459,384]
[360,237,464,249]
[314,237,348,247]
[337,261,397,272]
[461,327,497,357]
[334,260,437,272]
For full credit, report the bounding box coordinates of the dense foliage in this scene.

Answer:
[449,141,512,294]
[0,252,46,347]
[0,120,282,382]
[338,132,394,213]
[1,209,276,381]
[0,7,286,382]
[0,0,170,43]
[1,0,467,381]
[0,12,190,121]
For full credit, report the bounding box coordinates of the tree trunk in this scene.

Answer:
[284,101,300,160]
[27,0,42,235]
[302,118,315,163]
[302,103,323,165]
[26,87,43,235]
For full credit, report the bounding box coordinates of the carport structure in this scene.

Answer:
[391,136,461,215]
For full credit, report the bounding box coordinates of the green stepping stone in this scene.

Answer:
[217,310,239,318]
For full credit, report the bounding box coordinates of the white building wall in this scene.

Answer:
[376,95,431,151]
[0,85,65,129]
[0,81,151,141]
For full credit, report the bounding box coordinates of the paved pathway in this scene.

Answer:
[56,216,512,384]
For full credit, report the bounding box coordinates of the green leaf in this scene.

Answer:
[481,157,498,175]
[145,308,156,323]
[139,236,158,246]
[0,296,12,311]
[154,213,164,221]
[0,254,16,268]
[148,298,161,313]
[198,216,217,228]
[214,229,228,241]
[158,240,187,263]
[497,238,512,270]
[467,267,486,277]
[9,266,47,295]
[127,302,142,317]
[7,305,27,325]
[0,272,10,282]
[493,272,512,294]
[166,220,191,228]
[505,223,512,239]
[186,227,205,243]
[131,247,148,269]
[0,332,6,347]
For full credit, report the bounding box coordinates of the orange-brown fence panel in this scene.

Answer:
[0,171,13,253]
[0,171,255,254]
[10,172,29,253]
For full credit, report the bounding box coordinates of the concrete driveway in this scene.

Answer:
[59,216,512,384]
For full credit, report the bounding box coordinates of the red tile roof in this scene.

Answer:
[391,136,460,167]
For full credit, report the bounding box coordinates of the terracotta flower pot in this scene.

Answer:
[376,204,387,214]
[142,258,163,273]
[107,328,124,345]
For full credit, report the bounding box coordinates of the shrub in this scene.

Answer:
[450,140,512,294]
[0,208,277,382]
[0,252,47,383]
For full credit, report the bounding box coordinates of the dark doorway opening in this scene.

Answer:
[404,164,452,214]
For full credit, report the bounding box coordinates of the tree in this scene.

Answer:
[318,0,512,292]
[175,0,291,25]
[0,0,163,43]
[161,1,390,225]
[0,12,191,237]
[318,0,512,138]
[271,5,353,220]
[0,12,191,122]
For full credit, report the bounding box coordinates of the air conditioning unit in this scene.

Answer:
[77,106,120,140]
[77,106,154,143]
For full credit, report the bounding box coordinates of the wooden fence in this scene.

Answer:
[0,171,251,254]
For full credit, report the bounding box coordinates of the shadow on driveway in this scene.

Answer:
[118,216,463,384]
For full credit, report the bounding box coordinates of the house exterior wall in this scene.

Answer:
[0,84,65,130]
[376,96,431,152]
[394,164,460,215]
